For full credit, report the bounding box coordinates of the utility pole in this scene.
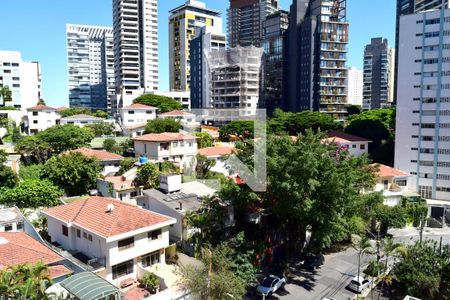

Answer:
[376,221,381,277]
[419,212,425,244]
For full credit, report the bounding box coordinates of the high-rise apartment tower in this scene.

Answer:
[347,67,363,107]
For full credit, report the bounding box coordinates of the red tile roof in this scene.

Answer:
[133,132,196,142]
[328,131,372,143]
[159,110,194,117]
[125,123,147,130]
[48,265,73,279]
[0,232,63,270]
[372,164,409,178]
[123,103,157,110]
[43,196,174,238]
[72,148,124,161]
[198,146,234,157]
[27,104,56,111]
[104,176,137,190]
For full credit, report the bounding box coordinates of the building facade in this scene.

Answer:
[26,104,60,135]
[227,0,279,48]
[112,0,159,113]
[347,67,363,106]
[205,46,264,116]
[286,0,349,119]
[169,0,223,92]
[395,7,450,202]
[0,51,42,114]
[190,27,227,109]
[262,10,289,115]
[66,25,115,114]
[363,38,395,110]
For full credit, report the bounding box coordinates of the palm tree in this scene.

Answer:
[0,86,12,105]
[352,235,373,285]
[381,237,405,271]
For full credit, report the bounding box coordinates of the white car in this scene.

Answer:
[348,276,372,293]
[256,275,286,297]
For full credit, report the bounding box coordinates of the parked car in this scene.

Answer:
[302,254,325,270]
[256,275,286,296]
[348,276,371,293]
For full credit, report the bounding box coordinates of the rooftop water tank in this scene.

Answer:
[139,155,148,165]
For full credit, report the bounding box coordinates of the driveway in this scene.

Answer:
[248,247,374,300]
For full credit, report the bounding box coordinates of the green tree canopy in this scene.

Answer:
[194,132,214,148]
[43,152,101,196]
[0,179,62,208]
[268,109,340,135]
[102,138,122,154]
[59,108,108,119]
[136,162,160,189]
[19,164,43,181]
[219,120,254,141]
[133,94,183,112]
[0,86,12,103]
[15,136,52,164]
[118,157,137,175]
[346,105,362,116]
[0,150,18,189]
[85,122,114,137]
[144,118,182,134]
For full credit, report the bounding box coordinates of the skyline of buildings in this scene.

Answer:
[66,25,115,114]
[169,0,223,92]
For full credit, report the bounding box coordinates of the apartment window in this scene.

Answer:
[141,251,160,268]
[419,185,432,199]
[128,111,135,114]
[118,237,134,251]
[148,229,161,240]
[76,229,81,238]
[112,260,134,279]
[62,225,68,237]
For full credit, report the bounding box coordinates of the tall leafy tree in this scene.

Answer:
[0,179,62,208]
[85,122,114,137]
[15,136,52,164]
[0,86,12,104]
[133,94,183,112]
[219,121,254,141]
[0,150,18,189]
[194,132,214,148]
[43,152,101,196]
[117,157,138,175]
[136,162,160,189]
[38,124,94,154]
[144,118,182,134]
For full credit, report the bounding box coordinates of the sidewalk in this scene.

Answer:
[388,226,450,237]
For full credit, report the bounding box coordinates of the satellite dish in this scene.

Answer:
[106,204,115,213]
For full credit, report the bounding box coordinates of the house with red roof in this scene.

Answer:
[198,146,235,176]
[0,232,72,282]
[120,103,157,131]
[42,196,176,285]
[133,132,197,170]
[368,163,413,206]
[26,104,60,135]
[323,131,372,157]
[72,147,124,176]
[97,167,142,204]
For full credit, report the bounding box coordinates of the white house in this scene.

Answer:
[60,114,103,127]
[26,104,60,135]
[323,131,371,157]
[158,110,198,127]
[123,123,147,138]
[120,103,157,127]
[198,146,234,176]
[42,196,176,286]
[72,147,123,176]
[0,207,24,232]
[97,167,142,205]
[133,132,197,169]
[370,164,412,207]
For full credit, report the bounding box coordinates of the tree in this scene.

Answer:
[19,164,43,181]
[0,262,54,300]
[118,157,137,175]
[158,161,179,174]
[393,240,450,300]
[144,118,182,134]
[85,122,114,137]
[15,136,52,164]
[219,121,254,141]
[58,107,91,118]
[103,138,122,154]
[180,245,247,300]
[11,125,22,143]
[43,152,101,196]
[0,179,62,208]
[133,94,183,113]
[0,86,12,104]
[37,98,46,105]
[195,154,216,179]
[0,150,18,189]
[347,105,362,116]
[136,162,160,189]
[38,124,94,154]
[353,235,373,286]
[94,110,108,119]
[194,132,214,148]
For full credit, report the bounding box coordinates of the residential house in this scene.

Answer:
[370,164,412,207]
[123,123,147,138]
[26,104,60,135]
[60,114,103,127]
[198,146,234,176]
[42,196,176,286]
[0,207,24,232]
[0,232,73,282]
[97,167,142,205]
[120,103,157,129]
[72,147,124,176]
[324,131,371,157]
[158,110,198,127]
[133,132,197,169]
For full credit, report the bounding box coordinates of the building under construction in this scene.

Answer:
[204,46,264,117]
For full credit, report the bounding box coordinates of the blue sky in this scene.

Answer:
[0,0,395,107]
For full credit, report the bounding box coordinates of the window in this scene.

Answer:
[33,112,38,116]
[4,224,12,232]
[88,234,93,242]
[128,111,135,114]
[76,229,81,238]
[16,222,23,231]
[360,144,366,150]
[33,120,38,124]
[112,260,134,279]
[141,251,160,268]
[83,232,87,239]
[148,229,161,240]
[62,225,68,237]
[118,237,134,251]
